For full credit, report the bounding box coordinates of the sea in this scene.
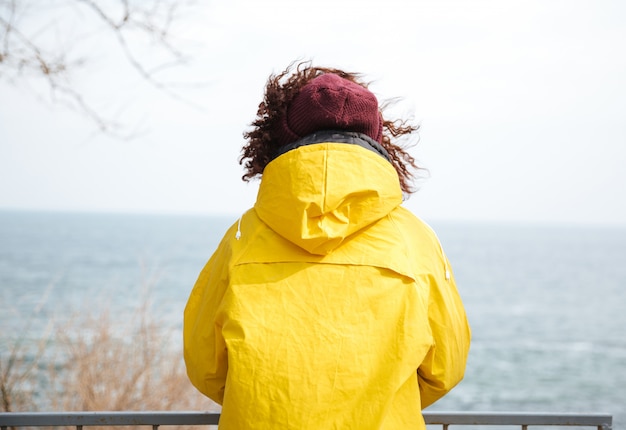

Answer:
[0,210,625,428]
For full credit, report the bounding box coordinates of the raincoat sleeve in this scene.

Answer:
[183,228,235,405]
[418,253,471,409]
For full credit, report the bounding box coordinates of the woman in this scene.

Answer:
[184,61,471,430]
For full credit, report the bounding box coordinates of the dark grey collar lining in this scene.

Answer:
[272,130,392,164]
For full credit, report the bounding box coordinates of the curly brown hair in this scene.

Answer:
[239,61,422,194]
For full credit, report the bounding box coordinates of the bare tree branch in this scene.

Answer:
[0,0,201,138]
[77,0,189,101]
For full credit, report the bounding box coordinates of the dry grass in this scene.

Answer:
[1,292,218,429]
[0,323,53,413]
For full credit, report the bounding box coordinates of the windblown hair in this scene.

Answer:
[239,61,422,194]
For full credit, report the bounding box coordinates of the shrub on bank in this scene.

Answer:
[1,302,215,417]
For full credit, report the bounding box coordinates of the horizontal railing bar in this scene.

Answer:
[0,412,220,427]
[0,411,613,428]
[424,411,613,426]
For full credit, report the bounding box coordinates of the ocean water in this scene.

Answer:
[0,210,624,428]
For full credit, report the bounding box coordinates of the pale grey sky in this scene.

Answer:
[1,0,625,225]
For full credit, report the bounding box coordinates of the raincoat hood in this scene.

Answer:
[254,132,403,255]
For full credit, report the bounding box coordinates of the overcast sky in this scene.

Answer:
[1,0,625,226]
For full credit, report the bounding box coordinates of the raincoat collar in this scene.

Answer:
[272,130,392,164]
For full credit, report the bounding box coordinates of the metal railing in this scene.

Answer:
[0,411,613,430]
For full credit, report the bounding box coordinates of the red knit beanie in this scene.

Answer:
[275,73,383,146]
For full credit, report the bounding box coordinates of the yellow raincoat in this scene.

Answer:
[184,136,471,429]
